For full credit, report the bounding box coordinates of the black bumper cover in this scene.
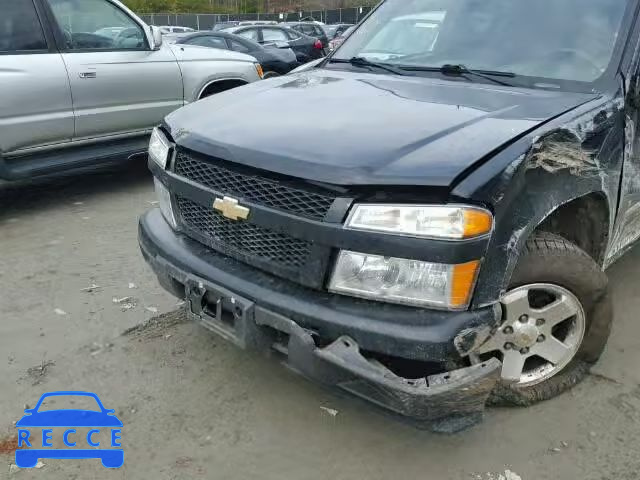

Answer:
[139,209,502,432]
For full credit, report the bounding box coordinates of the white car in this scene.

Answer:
[159,26,195,34]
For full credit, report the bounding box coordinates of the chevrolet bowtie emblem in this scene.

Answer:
[213,196,250,221]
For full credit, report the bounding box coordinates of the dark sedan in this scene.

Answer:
[323,23,354,40]
[328,25,356,51]
[222,25,325,64]
[281,22,330,49]
[175,32,298,77]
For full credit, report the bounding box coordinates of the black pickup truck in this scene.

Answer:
[139,0,637,431]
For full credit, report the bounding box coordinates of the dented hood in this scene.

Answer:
[165,69,597,187]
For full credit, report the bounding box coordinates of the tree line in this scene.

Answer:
[123,0,377,14]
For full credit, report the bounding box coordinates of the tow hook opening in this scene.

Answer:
[202,292,236,328]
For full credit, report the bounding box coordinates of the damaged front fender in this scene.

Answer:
[452,93,624,307]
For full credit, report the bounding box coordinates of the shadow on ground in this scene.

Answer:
[0,159,151,218]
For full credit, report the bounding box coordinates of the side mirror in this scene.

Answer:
[149,26,163,50]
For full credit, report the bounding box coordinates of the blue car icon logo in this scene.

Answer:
[15,391,123,468]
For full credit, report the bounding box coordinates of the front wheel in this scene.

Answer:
[262,71,281,79]
[475,232,612,406]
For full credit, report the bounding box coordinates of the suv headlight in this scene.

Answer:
[154,178,177,229]
[149,127,170,169]
[329,252,479,310]
[329,204,491,309]
[346,204,492,239]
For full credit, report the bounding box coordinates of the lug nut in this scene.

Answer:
[519,315,529,323]
[504,343,513,350]
[537,334,546,343]
[520,347,530,355]
[503,326,514,335]
[536,318,546,326]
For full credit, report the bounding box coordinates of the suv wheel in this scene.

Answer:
[474,232,612,406]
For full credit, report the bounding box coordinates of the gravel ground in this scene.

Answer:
[1,161,639,479]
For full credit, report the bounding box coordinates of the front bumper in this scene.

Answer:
[139,209,502,432]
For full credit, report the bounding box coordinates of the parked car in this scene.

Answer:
[222,25,324,64]
[328,25,355,51]
[282,22,330,48]
[176,32,298,77]
[214,21,277,30]
[299,17,324,25]
[94,26,126,39]
[358,11,444,61]
[140,0,632,431]
[0,0,262,181]
[159,26,195,34]
[323,23,354,40]
[213,21,240,31]
[239,21,278,26]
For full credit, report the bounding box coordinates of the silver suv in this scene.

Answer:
[0,0,262,180]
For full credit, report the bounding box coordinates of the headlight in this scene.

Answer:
[148,127,170,169]
[329,251,480,310]
[154,178,177,229]
[346,204,492,239]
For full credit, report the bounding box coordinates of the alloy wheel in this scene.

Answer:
[474,283,586,386]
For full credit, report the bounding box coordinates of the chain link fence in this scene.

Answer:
[139,6,373,30]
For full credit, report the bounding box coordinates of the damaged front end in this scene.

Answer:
[184,276,501,434]
[139,203,505,433]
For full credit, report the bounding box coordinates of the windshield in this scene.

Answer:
[334,0,630,86]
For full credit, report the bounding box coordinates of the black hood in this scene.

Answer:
[165,69,597,187]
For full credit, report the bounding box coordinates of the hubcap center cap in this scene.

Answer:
[512,323,539,348]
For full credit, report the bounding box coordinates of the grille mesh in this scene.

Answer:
[174,150,335,220]
[177,196,311,268]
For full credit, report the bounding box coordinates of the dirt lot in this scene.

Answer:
[1,161,639,479]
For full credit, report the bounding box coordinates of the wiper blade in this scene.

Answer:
[437,64,515,86]
[396,63,515,86]
[330,57,412,76]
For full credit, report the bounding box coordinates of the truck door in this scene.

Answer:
[43,0,183,141]
[0,0,73,156]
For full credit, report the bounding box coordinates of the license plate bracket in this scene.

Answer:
[185,277,257,349]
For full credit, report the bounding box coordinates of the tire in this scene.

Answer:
[489,232,612,406]
[262,71,281,79]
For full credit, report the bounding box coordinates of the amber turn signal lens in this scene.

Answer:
[450,260,481,308]
[255,63,264,79]
[462,209,493,238]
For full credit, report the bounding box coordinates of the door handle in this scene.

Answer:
[79,72,97,79]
